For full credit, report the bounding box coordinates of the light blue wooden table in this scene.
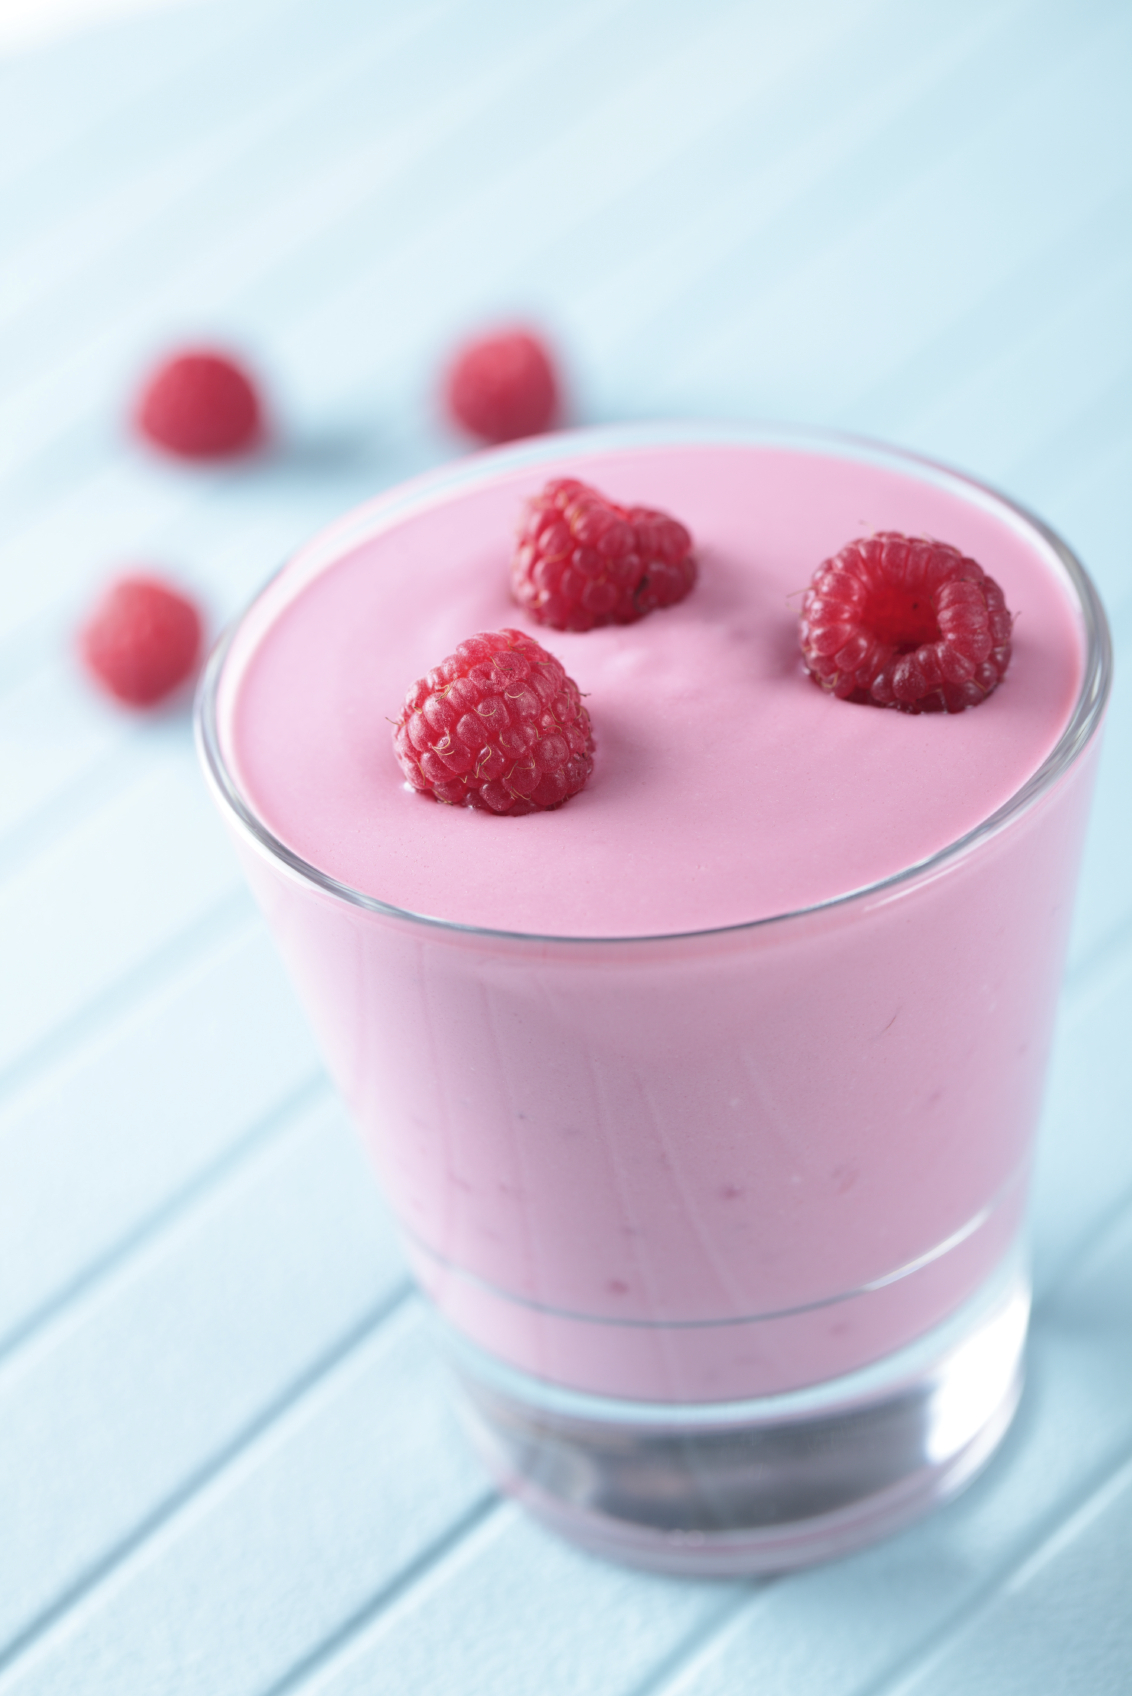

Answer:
[1,2,1130,1689]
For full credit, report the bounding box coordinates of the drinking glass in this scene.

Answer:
[197,424,1110,1573]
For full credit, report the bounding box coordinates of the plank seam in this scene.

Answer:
[1031,1168,1132,1322]
[850,1432,1132,1696]
[0,734,153,882]
[0,0,307,200]
[0,1067,328,1376]
[0,1281,415,1684]
[257,1492,504,1696]
[623,1587,764,1696]
[0,0,630,469]
[0,883,252,1112]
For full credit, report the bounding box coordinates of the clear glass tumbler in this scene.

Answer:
[196,424,1110,1574]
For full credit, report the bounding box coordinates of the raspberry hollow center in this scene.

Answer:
[866,581,941,652]
[800,532,1014,714]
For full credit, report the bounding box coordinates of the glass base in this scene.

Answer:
[443,1253,1029,1575]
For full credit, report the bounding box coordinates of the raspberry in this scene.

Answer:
[135,349,262,458]
[80,575,203,707]
[444,329,558,444]
[393,629,594,815]
[800,533,1013,713]
[512,478,697,632]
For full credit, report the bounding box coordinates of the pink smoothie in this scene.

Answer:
[208,428,1101,1402]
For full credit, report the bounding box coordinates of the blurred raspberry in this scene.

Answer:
[393,628,593,814]
[135,349,262,458]
[80,575,203,707]
[444,329,558,444]
[513,478,696,631]
[800,532,1013,713]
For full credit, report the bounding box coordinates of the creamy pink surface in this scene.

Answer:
[215,438,1095,1400]
[225,444,1082,938]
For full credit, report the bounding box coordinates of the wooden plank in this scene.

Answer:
[0,656,129,850]
[284,0,908,406]
[0,1093,410,1661]
[897,251,1132,514]
[0,0,272,190]
[0,918,321,1352]
[0,0,467,428]
[0,0,641,495]
[0,745,244,1088]
[0,1304,490,1694]
[892,1452,1132,1696]
[610,1,1112,416]
[292,1510,742,1696]
[0,0,421,277]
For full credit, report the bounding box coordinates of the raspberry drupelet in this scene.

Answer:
[513,478,697,632]
[393,629,594,815]
[800,532,1014,713]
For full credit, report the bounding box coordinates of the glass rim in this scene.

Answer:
[195,419,1113,948]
